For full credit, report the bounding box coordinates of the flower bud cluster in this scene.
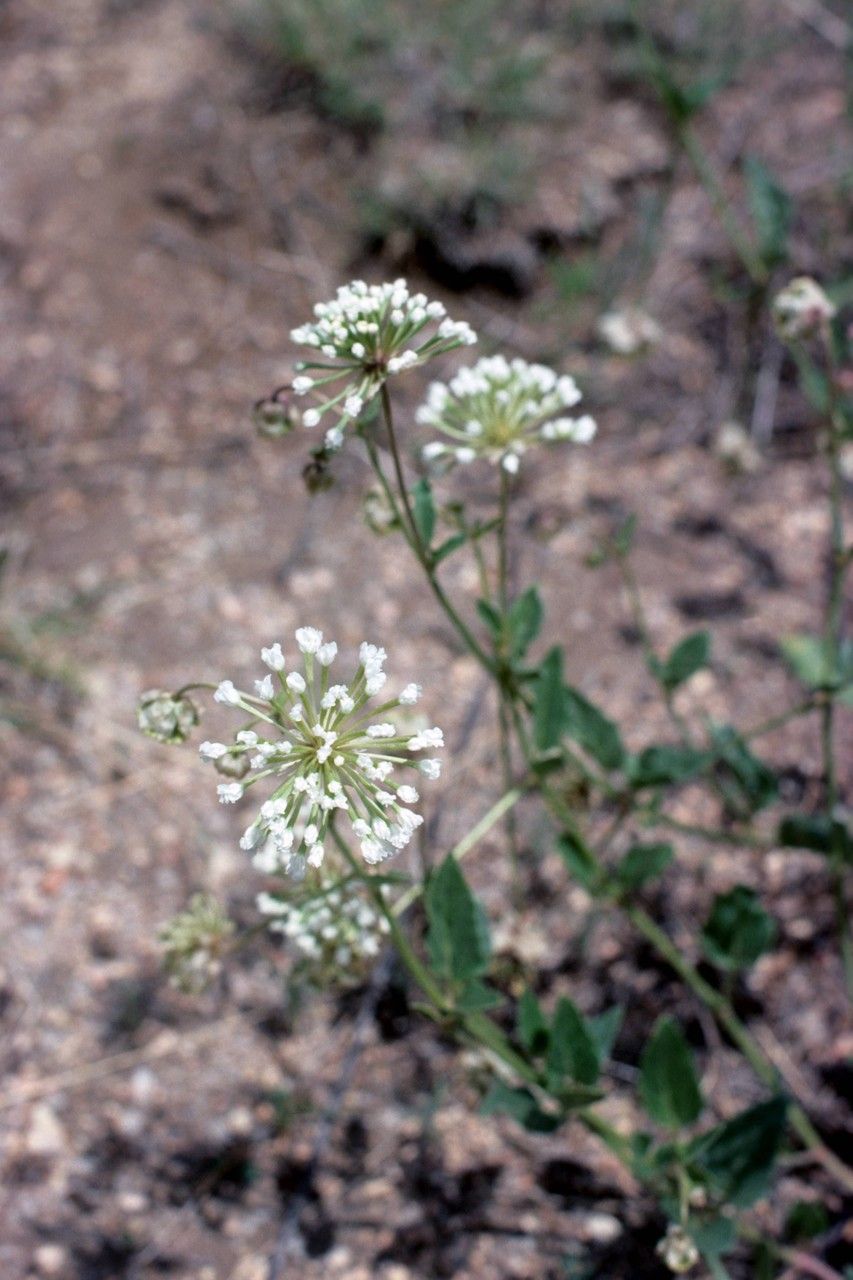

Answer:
[656,1225,700,1275]
[158,894,234,992]
[417,355,596,475]
[200,628,442,876]
[137,689,199,744]
[257,881,389,981]
[289,279,476,450]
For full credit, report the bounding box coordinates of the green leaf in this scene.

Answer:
[433,532,468,564]
[779,633,853,691]
[557,831,602,893]
[661,631,711,690]
[534,647,566,752]
[563,685,625,770]
[785,1201,829,1242]
[639,1017,703,1128]
[481,1082,563,1133]
[778,813,853,864]
[457,979,503,1012]
[425,855,491,985]
[547,997,601,1087]
[701,886,777,972]
[689,1097,787,1207]
[744,155,792,269]
[708,724,777,817]
[587,1006,623,1063]
[476,598,503,640]
[507,587,544,659]
[692,1217,738,1268]
[517,989,549,1055]
[615,842,674,891]
[629,744,708,788]
[411,478,435,549]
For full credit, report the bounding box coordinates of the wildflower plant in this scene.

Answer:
[143,275,853,1275]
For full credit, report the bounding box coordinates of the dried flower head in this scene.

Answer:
[417,355,596,475]
[772,277,836,343]
[257,880,389,983]
[137,689,199,744]
[201,629,443,875]
[656,1225,700,1275]
[289,279,477,450]
[159,894,234,992]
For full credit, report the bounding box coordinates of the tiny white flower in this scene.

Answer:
[397,785,419,804]
[287,671,307,693]
[317,641,338,666]
[419,758,442,779]
[292,375,314,395]
[254,675,274,699]
[261,642,286,671]
[367,723,397,739]
[295,627,323,654]
[199,741,229,760]
[214,680,241,706]
[217,782,244,804]
[399,683,421,705]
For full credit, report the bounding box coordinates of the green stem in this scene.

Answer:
[617,551,692,742]
[644,811,772,851]
[331,824,447,1010]
[496,468,521,887]
[744,697,818,740]
[373,389,497,676]
[823,348,853,998]
[393,787,523,916]
[677,124,767,287]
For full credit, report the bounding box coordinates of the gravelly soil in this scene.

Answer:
[0,2,851,1278]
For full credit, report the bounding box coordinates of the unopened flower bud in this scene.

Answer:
[253,385,301,439]
[137,689,199,744]
[214,749,251,780]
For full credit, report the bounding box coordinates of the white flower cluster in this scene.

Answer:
[597,306,662,356]
[418,355,596,475]
[772,276,836,343]
[656,1225,700,1275]
[290,279,476,450]
[201,628,442,875]
[257,882,389,978]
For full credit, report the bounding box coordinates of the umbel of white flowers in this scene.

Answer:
[289,279,477,450]
[257,881,389,980]
[200,628,443,876]
[772,276,836,343]
[417,355,597,474]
